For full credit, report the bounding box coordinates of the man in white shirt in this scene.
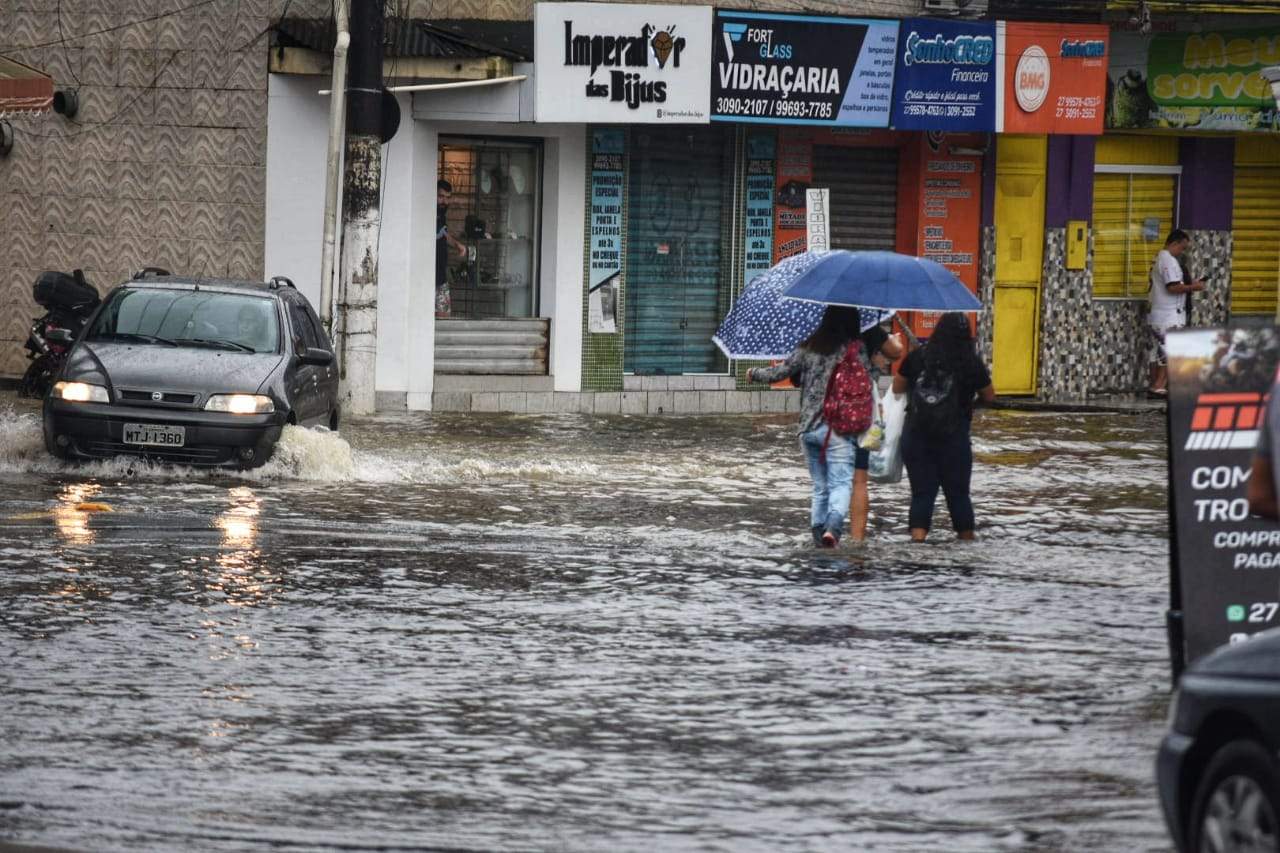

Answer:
[1148,229,1205,397]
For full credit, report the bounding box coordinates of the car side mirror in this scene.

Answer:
[299,347,333,366]
[46,328,74,345]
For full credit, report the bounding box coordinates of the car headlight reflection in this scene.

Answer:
[205,394,275,415]
[53,381,109,403]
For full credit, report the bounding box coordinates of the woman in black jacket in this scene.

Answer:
[891,313,995,542]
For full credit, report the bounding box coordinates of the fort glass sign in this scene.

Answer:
[534,2,712,123]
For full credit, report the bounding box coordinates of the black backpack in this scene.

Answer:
[910,356,964,437]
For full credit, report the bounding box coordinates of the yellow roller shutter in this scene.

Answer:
[1231,167,1280,316]
[1092,171,1176,298]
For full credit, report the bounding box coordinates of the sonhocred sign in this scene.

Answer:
[534,2,712,123]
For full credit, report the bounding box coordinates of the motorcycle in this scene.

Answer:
[20,270,101,398]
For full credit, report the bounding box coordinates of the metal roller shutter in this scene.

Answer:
[625,127,732,375]
[811,146,899,250]
[1231,167,1280,316]
[1091,172,1175,299]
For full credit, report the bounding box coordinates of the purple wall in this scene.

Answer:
[1045,135,1096,228]
[1178,137,1234,231]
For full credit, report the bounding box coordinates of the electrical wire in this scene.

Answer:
[0,0,221,51]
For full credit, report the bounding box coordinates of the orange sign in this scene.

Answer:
[999,22,1109,135]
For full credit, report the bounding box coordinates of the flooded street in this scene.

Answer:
[0,400,1173,852]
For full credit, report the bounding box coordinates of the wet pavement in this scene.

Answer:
[0,397,1173,852]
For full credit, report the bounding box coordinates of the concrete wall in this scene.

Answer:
[1,2,276,378]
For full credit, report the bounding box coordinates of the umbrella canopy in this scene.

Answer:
[782,250,982,313]
[712,251,893,360]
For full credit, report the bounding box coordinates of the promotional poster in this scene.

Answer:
[587,129,624,334]
[710,10,899,127]
[999,22,1110,134]
[1167,326,1280,664]
[891,19,998,132]
[1107,28,1280,132]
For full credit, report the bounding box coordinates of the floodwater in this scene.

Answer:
[0,399,1173,852]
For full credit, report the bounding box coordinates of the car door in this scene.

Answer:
[285,298,322,424]
[300,298,338,419]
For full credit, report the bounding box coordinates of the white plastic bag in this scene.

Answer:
[868,387,907,483]
[858,380,885,451]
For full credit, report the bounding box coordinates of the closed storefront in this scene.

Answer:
[811,146,899,251]
[1092,136,1180,299]
[1231,137,1280,317]
[624,126,735,376]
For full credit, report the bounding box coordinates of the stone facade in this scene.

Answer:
[438,0,922,19]
[0,0,287,377]
[976,224,994,367]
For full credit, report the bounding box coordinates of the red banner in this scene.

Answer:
[1000,22,1109,135]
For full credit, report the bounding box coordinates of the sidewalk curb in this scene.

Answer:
[991,397,1165,415]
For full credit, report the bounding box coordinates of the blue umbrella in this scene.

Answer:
[782,250,982,313]
[712,251,894,360]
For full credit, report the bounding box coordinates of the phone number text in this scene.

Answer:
[715,97,833,120]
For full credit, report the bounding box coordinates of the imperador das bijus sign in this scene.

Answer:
[534,3,712,123]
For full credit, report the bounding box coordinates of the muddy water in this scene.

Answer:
[0,401,1172,852]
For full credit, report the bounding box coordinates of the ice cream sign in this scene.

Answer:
[534,3,712,123]
[1107,28,1280,132]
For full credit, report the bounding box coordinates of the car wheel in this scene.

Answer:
[1188,739,1280,853]
[328,408,339,432]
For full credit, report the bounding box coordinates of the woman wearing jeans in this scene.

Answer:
[747,306,864,548]
[891,313,995,542]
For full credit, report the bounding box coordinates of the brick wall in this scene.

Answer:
[0,0,281,377]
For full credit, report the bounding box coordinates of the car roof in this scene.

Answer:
[119,276,291,298]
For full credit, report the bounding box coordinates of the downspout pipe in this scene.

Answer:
[319,0,350,333]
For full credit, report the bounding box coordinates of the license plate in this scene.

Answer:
[123,423,185,447]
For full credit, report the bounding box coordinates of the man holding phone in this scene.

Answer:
[1147,229,1206,397]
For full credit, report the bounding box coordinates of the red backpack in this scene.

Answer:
[822,341,874,437]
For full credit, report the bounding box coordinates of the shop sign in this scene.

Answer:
[1167,327,1280,665]
[999,22,1109,134]
[805,188,830,251]
[891,19,997,132]
[534,2,712,123]
[1107,29,1280,132]
[710,11,899,127]
[588,129,624,334]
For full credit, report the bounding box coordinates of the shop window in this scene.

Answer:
[438,138,541,319]
[1092,169,1178,299]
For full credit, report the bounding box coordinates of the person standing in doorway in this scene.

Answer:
[436,180,467,318]
[1148,229,1205,398]
[892,313,994,542]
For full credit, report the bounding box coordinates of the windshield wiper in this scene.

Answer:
[91,332,178,346]
[181,338,257,353]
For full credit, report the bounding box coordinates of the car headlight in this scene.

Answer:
[204,394,275,414]
[53,381,109,403]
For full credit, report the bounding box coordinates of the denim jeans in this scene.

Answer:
[901,425,975,533]
[801,424,856,537]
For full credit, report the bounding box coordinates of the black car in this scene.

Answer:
[1158,630,1280,852]
[43,274,339,468]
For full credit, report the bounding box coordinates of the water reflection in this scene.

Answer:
[53,482,101,545]
[213,486,276,607]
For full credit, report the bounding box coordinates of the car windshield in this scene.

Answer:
[88,288,280,354]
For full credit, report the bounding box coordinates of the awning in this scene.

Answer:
[0,54,53,117]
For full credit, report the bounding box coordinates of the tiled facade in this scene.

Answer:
[432,373,799,414]
[0,0,281,377]
[1029,227,1233,401]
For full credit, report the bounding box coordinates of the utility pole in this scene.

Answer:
[336,0,384,416]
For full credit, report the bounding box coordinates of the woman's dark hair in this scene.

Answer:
[801,306,860,356]
[923,312,980,372]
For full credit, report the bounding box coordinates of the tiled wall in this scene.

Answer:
[1,2,275,377]
[976,225,995,366]
[1032,226,1233,399]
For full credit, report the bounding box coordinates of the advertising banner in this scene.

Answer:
[1107,29,1280,132]
[587,129,624,334]
[534,2,712,123]
[772,131,812,261]
[743,131,775,291]
[1167,327,1280,665]
[891,19,998,132]
[805,188,830,251]
[999,22,1109,134]
[710,10,899,127]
